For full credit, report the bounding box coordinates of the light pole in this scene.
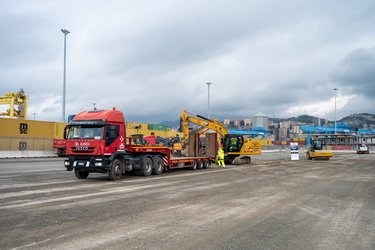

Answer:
[61,29,70,123]
[333,88,338,134]
[206,82,211,118]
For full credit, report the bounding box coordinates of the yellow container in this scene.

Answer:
[0,118,67,138]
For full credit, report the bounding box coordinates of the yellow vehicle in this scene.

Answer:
[180,110,261,164]
[0,89,28,119]
[306,138,333,160]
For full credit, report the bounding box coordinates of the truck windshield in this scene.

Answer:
[67,126,104,139]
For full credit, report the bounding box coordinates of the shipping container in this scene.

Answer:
[332,146,352,150]
[148,124,167,131]
[290,137,307,142]
[275,141,289,145]
[291,141,306,145]
[0,118,66,138]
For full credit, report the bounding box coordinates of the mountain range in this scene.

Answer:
[159,113,375,129]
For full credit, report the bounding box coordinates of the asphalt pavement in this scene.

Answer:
[0,151,374,249]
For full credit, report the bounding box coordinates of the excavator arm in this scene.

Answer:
[180,110,229,143]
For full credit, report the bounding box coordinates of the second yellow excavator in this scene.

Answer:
[180,110,261,164]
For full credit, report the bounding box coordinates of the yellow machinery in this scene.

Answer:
[0,89,28,119]
[180,110,261,164]
[306,138,333,160]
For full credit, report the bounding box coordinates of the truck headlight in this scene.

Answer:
[95,162,103,167]
[64,161,70,166]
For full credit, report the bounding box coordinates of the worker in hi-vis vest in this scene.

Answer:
[217,147,225,167]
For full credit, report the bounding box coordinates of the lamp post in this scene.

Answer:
[333,88,338,134]
[61,29,70,123]
[206,82,211,118]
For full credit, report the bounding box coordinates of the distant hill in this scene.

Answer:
[159,113,375,129]
[159,119,180,128]
[271,113,375,125]
[270,115,317,124]
[339,113,375,127]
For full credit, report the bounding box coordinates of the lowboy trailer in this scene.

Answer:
[63,108,215,180]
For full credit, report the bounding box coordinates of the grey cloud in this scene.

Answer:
[330,48,375,98]
[1,0,375,123]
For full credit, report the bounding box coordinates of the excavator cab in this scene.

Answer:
[223,134,255,164]
[223,135,244,153]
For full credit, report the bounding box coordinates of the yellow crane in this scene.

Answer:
[0,89,28,119]
[180,110,261,164]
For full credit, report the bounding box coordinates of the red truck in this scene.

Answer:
[64,108,215,180]
[53,139,66,157]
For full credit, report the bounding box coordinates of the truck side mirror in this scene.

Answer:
[63,126,69,139]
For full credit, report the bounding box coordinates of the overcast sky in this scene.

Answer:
[1,0,374,124]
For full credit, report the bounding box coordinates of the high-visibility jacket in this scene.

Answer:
[217,149,224,160]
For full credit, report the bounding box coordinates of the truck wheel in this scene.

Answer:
[203,160,211,169]
[75,169,89,179]
[190,160,197,170]
[140,157,153,176]
[152,156,164,175]
[109,159,123,180]
[197,160,203,169]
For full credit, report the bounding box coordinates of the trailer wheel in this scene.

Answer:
[152,156,164,175]
[203,160,211,169]
[190,160,197,170]
[75,169,89,179]
[140,157,153,176]
[109,159,123,180]
[197,160,203,169]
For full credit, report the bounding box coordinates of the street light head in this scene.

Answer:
[333,88,338,91]
[61,29,70,35]
[206,82,211,86]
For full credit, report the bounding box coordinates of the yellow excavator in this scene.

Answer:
[306,137,333,160]
[180,110,261,164]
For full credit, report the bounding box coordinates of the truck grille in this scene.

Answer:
[71,147,95,154]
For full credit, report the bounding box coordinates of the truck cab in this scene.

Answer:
[357,144,369,154]
[64,109,127,179]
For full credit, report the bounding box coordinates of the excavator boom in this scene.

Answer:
[180,110,228,142]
